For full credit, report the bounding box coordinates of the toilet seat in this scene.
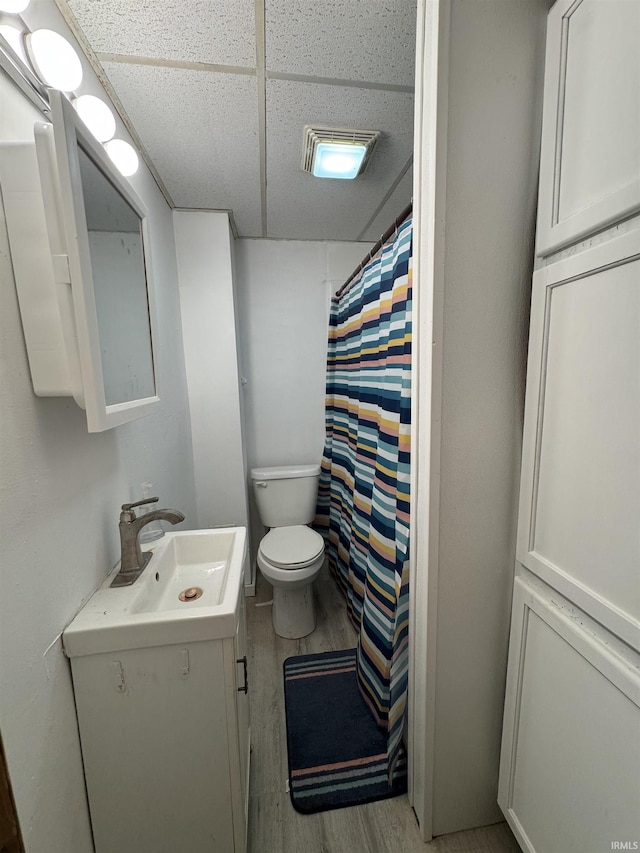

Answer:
[259,525,324,569]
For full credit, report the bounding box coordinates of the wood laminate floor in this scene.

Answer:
[246,565,520,853]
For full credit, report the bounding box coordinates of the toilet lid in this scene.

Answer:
[260,526,324,568]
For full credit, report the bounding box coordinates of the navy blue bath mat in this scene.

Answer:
[283,648,407,814]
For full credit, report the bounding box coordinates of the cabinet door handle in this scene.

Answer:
[237,656,248,694]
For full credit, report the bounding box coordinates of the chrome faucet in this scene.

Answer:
[111,497,185,587]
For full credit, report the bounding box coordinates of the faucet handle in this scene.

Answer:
[120,497,158,522]
[121,497,159,512]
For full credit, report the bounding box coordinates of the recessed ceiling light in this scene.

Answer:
[104,139,139,177]
[73,95,116,143]
[302,126,380,180]
[0,0,30,12]
[26,29,83,91]
[0,24,27,63]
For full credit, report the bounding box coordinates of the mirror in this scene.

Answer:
[76,146,155,407]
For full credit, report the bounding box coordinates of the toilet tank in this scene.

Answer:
[251,464,321,527]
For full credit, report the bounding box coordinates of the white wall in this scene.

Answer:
[0,73,196,853]
[428,0,548,836]
[234,238,373,558]
[235,238,373,470]
[174,210,252,590]
[174,211,249,529]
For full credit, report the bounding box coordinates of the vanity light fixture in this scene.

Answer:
[73,94,116,143]
[104,138,139,177]
[26,28,83,92]
[0,0,30,12]
[0,23,27,63]
[302,126,380,180]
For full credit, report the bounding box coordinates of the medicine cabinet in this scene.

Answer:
[0,89,159,431]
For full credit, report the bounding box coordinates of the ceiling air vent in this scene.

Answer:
[302,126,381,179]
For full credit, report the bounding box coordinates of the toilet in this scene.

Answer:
[251,464,325,639]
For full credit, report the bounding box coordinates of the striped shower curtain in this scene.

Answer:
[316,217,412,775]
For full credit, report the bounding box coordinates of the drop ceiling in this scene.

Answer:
[58,0,416,241]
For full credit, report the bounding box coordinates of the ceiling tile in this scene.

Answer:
[265,0,416,87]
[67,0,256,67]
[102,62,262,235]
[265,78,413,240]
[359,168,413,242]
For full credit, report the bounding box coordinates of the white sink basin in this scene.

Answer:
[63,527,247,658]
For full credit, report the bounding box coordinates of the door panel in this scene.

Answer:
[536,0,640,255]
[516,229,640,650]
[534,260,639,608]
[499,579,640,853]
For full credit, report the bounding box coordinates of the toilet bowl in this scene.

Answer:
[257,525,324,638]
[251,465,325,639]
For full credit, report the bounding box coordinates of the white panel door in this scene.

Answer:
[536,0,640,255]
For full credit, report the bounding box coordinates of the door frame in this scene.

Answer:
[408,0,450,840]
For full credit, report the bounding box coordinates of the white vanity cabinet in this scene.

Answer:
[66,591,250,853]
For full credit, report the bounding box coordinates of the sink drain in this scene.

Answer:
[179,587,203,602]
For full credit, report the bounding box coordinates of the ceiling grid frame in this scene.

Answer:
[94,52,256,77]
[91,52,414,94]
[255,0,268,236]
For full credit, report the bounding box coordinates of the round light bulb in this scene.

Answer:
[73,95,116,143]
[0,0,31,12]
[0,24,27,63]
[26,29,83,92]
[104,139,139,177]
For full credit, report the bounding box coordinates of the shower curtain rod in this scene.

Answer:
[335,200,413,299]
